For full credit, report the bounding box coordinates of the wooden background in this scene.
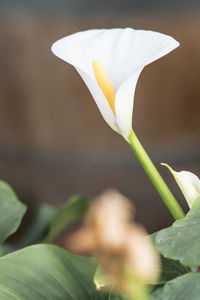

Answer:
[0,9,200,233]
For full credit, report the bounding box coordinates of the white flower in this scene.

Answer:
[51,28,179,140]
[162,163,200,208]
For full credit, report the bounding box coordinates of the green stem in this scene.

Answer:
[128,288,148,300]
[128,129,184,220]
[126,280,149,300]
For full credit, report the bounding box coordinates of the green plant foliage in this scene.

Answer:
[158,256,190,284]
[0,244,110,299]
[151,273,200,300]
[44,195,90,242]
[0,181,26,243]
[18,204,56,247]
[155,197,200,266]
[149,234,189,285]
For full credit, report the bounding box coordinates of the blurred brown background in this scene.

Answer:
[0,0,200,233]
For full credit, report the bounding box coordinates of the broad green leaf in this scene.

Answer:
[151,273,200,300]
[18,204,56,247]
[150,233,189,284]
[0,181,26,243]
[0,244,109,299]
[0,244,16,257]
[155,197,200,266]
[44,195,90,242]
[158,256,190,284]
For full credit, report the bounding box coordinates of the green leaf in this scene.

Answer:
[150,233,189,284]
[0,244,109,299]
[158,256,190,284]
[155,198,200,266]
[151,273,200,300]
[18,204,56,247]
[44,195,90,242]
[0,181,26,243]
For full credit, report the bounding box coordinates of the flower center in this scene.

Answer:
[92,60,116,115]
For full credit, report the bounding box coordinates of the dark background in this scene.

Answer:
[0,0,200,233]
[1,0,200,15]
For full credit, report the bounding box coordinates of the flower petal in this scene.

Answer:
[162,163,200,208]
[76,68,119,132]
[115,70,142,139]
[114,29,179,138]
[51,29,120,132]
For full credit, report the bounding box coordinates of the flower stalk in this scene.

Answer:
[128,129,185,220]
[128,284,148,300]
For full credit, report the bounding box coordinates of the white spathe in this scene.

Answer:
[51,28,179,139]
[162,163,200,208]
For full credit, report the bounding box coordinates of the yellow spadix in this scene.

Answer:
[92,60,116,115]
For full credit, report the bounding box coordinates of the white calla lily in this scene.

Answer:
[51,28,179,139]
[162,163,200,208]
